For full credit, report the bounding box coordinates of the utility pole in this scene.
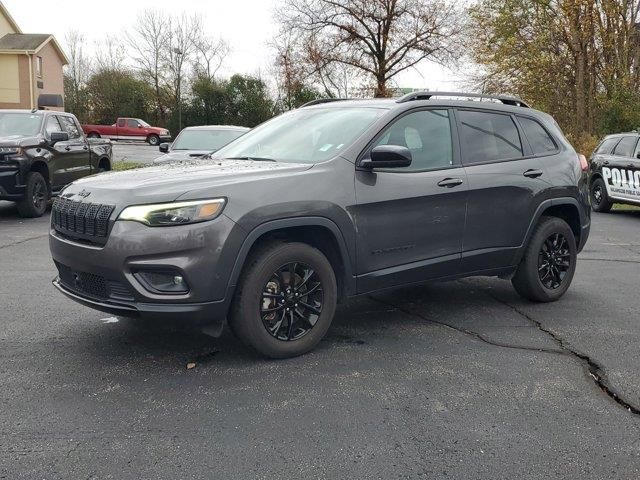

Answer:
[173,47,183,132]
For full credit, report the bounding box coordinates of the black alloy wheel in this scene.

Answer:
[537,233,571,290]
[260,262,324,341]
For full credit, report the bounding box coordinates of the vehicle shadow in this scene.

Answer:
[58,279,539,373]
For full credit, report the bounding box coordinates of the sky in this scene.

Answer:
[4,0,467,91]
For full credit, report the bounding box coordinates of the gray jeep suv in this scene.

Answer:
[49,92,591,358]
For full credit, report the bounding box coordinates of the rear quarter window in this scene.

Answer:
[518,117,557,155]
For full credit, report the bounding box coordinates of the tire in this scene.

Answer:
[512,216,577,303]
[147,135,160,146]
[590,177,613,213]
[229,241,338,359]
[87,133,100,139]
[16,171,49,218]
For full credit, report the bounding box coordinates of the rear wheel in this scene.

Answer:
[512,216,577,303]
[16,171,49,218]
[87,132,100,139]
[147,134,160,146]
[229,242,337,358]
[590,177,613,213]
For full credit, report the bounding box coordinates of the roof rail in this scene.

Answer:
[300,98,350,108]
[396,91,530,108]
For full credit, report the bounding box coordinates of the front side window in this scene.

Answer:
[518,116,556,154]
[612,136,637,158]
[371,109,453,171]
[58,116,80,139]
[127,119,140,128]
[596,137,620,154]
[459,110,523,165]
[213,107,386,164]
[45,115,63,137]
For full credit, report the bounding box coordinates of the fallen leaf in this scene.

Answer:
[186,363,196,370]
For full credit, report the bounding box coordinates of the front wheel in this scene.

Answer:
[590,177,613,213]
[512,217,577,303]
[147,135,160,146]
[229,242,337,358]
[16,171,49,218]
[87,133,100,139]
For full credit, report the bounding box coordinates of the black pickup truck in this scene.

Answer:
[0,110,112,217]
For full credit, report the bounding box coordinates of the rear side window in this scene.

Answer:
[596,137,620,154]
[612,136,638,157]
[458,110,523,164]
[518,117,556,154]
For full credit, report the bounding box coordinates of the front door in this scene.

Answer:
[55,115,91,184]
[603,135,640,204]
[354,108,468,293]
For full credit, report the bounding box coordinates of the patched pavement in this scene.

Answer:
[1,201,639,479]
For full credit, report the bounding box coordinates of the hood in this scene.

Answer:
[153,151,211,164]
[63,159,313,205]
[0,135,42,147]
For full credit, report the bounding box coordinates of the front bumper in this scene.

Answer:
[0,167,24,200]
[49,214,243,336]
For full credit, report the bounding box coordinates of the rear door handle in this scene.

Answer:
[437,178,463,188]
[523,169,543,178]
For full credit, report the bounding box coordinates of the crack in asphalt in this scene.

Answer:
[480,288,640,416]
[367,296,566,357]
[0,234,48,250]
[369,288,640,416]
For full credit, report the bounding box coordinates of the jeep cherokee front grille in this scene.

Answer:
[52,198,115,243]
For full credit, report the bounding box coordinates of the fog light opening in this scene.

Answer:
[134,270,190,294]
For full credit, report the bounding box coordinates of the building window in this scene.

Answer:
[36,56,43,78]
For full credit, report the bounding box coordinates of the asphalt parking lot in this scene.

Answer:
[111,141,164,165]
[1,202,640,479]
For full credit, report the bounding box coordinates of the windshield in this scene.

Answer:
[172,129,246,151]
[213,107,386,163]
[0,112,43,137]
[137,119,150,127]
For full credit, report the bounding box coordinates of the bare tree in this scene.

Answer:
[63,31,92,120]
[94,35,127,72]
[127,10,170,124]
[278,0,463,97]
[193,36,229,80]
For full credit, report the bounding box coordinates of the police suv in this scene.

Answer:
[590,133,640,212]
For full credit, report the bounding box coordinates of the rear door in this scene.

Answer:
[354,108,468,292]
[603,135,640,204]
[457,109,553,272]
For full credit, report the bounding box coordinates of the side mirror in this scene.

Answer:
[138,124,143,128]
[159,142,170,153]
[50,131,69,145]
[360,145,412,169]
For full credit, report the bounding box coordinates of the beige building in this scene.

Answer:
[0,1,68,110]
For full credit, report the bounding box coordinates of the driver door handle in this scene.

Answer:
[64,146,71,152]
[523,169,543,178]
[437,178,463,188]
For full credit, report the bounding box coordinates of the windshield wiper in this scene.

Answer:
[226,156,276,162]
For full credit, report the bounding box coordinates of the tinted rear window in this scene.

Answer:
[612,136,638,157]
[518,117,556,154]
[596,137,620,154]
[458,110,523,164]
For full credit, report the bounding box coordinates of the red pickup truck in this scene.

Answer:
[81,118,171,146]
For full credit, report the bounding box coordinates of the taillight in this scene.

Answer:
[578,154,589,172]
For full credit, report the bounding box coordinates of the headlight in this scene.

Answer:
[0,147,22,155]
[119,198,226,226]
